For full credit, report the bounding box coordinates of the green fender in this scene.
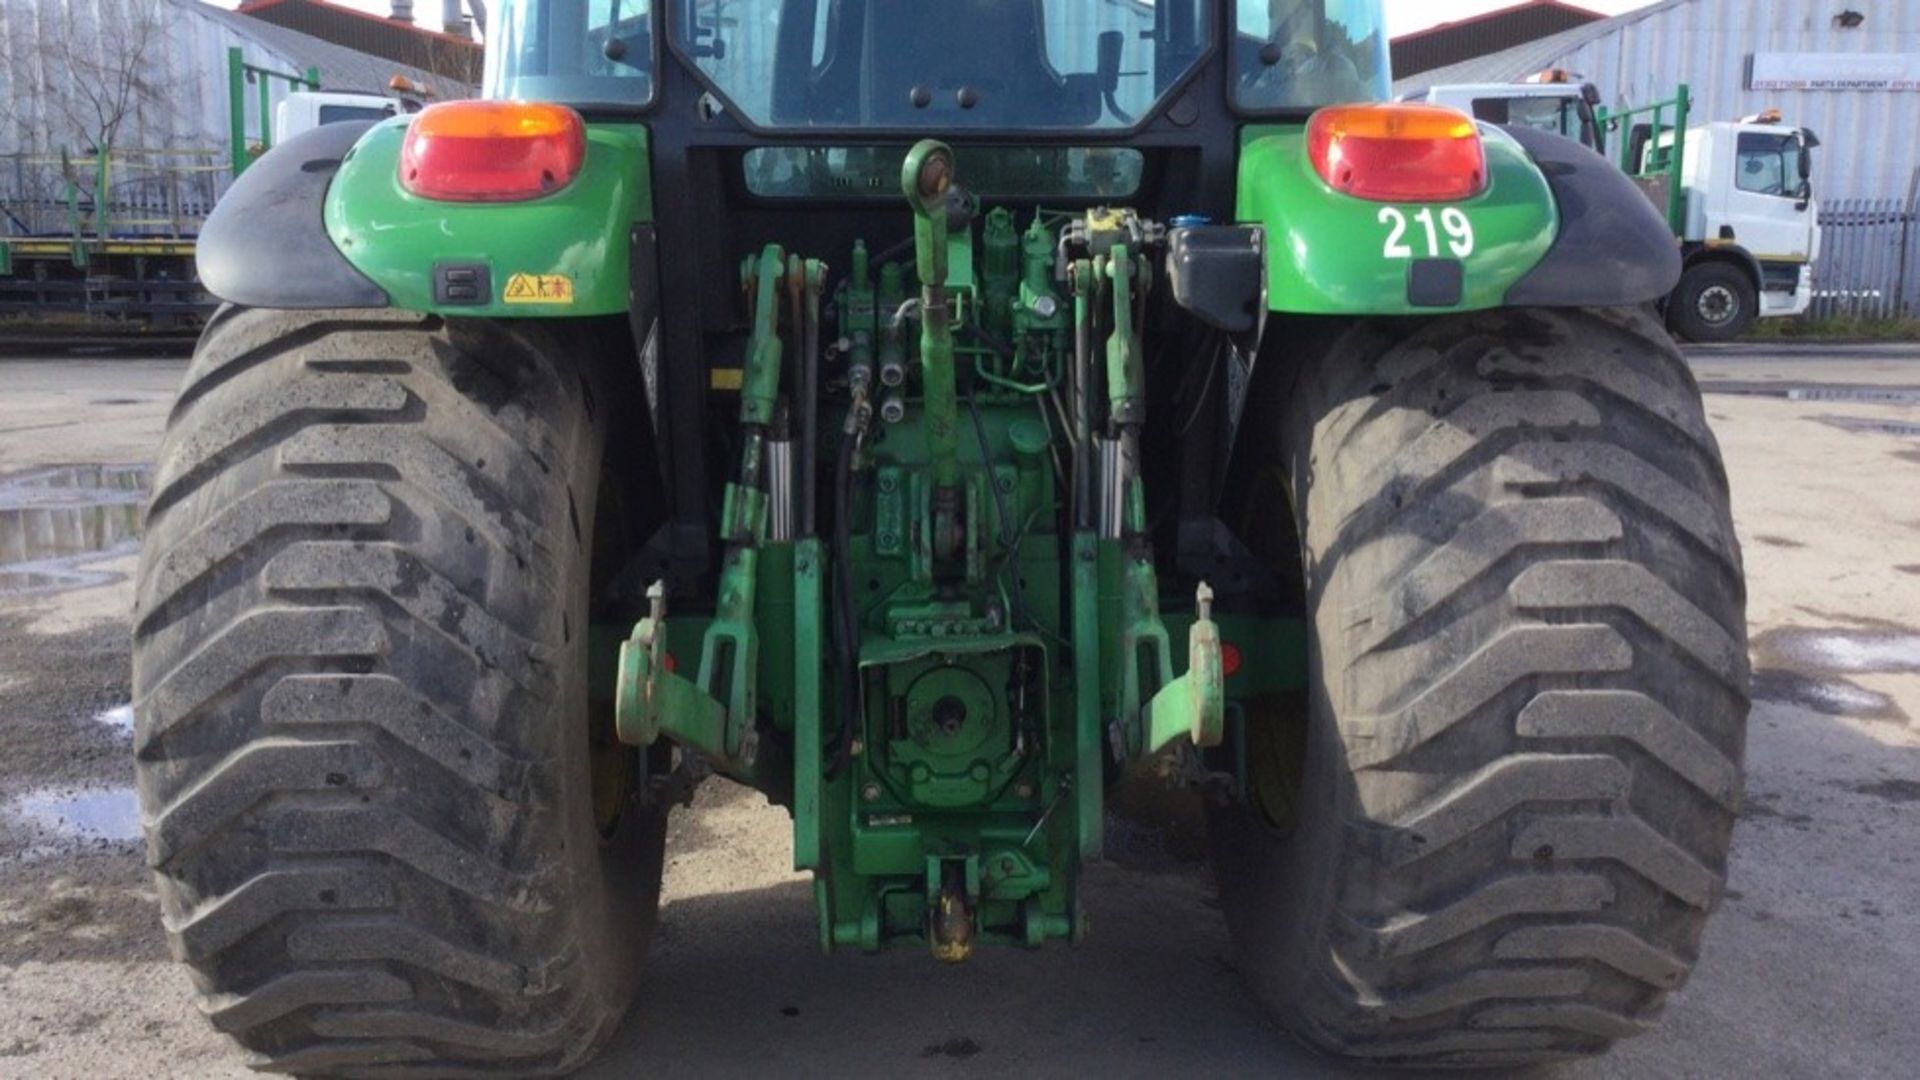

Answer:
[1237,123,1559,315]
[324,119,652,317]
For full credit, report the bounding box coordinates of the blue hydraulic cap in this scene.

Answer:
[1169,214,1213,229]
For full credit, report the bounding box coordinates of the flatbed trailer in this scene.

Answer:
[0,138,229,329]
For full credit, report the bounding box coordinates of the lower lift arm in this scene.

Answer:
[616,244,809,783]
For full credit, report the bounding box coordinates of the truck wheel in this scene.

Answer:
[1213,306,1747,1066]
[132,308,665,1076]
[1667,262,1756,343]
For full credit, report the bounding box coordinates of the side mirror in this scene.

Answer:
[1059,74,1105,126]
[1581,82,1602,107]
[1097,29,1125,94]
[1798,142,1813,180]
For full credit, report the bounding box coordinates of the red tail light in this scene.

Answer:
[399,101,586,203]
[1307,104,1488,203]
[1220,641,1243,679]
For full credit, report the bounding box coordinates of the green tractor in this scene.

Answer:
[133,0,1747,1072]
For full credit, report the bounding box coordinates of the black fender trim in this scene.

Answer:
[1502,125,1681,308]
[196,122,389,309]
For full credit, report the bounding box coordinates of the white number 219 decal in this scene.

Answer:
[1378,207,1475,259]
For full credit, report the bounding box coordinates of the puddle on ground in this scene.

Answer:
[1751,626,1920,723]
[1816,416,1920,439]
[1756,628,1920,674]
[94,704,134,735]
[6,786,141,844]
[1751,670,1905,722]
[0,464,152,597]
[1786,387,1920,404]
[1700,381,1920,406]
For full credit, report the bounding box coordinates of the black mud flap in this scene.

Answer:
[196,121,390,309]
[1502,125,1681,308]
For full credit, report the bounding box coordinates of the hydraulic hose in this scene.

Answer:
[1071,265,1094,531]
[824,425,861,780]
[966,391,1016,552]
[800,263,822,536]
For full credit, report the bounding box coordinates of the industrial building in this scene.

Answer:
[1396,0,1920,205]
[237,0,484,85]
[1391,0,1604,80]
[0,0,467,167]
[0,0,471,319]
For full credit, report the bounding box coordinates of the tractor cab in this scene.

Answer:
[490,0,1392,127]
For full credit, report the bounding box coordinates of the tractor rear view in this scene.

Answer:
[132,0,1748,1073]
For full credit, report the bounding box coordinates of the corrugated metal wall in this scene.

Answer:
[1,0,315,235]
[1544,0,1920,204]
[0,0,315,158]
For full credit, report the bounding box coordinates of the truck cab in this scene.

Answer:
[1402,78,1603,150]
[272,91,411,141]
[1667,117,1821,319]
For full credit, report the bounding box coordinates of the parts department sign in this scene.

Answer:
[1751,52,1920,90]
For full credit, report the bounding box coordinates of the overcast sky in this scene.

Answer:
[231,1,1660,41]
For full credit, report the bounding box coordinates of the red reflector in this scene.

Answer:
[1221,642,1242,679]
[399,101,586,202]
[1307,104,1487,203]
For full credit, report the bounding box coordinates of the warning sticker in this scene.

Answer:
[502,272,575,304]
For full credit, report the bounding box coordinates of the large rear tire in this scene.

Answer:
[133,308,664,1076]
[1213,306,1747,1066]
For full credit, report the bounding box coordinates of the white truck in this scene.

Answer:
[1403,78,1606,146]
[273,90,414,141]
[1404,79,1821,341]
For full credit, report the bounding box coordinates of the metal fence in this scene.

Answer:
[2,148,223,241]
[1810,197,1920,321]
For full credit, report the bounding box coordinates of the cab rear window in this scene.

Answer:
[676,0,1208,130]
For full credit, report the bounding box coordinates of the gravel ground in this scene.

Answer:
[0,345,1917,1078]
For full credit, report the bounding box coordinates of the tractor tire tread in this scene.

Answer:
[1217,306,1747,1066]
[134,307,657,1077]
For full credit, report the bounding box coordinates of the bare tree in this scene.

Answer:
[4,0,184,154]
[0,0,188,234]
[56,0,180,151]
